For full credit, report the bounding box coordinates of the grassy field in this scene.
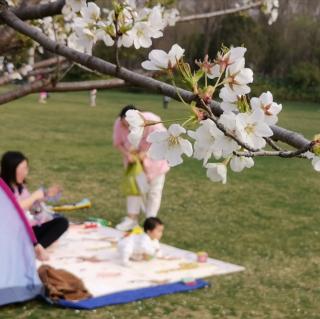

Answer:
[0,90,319,319]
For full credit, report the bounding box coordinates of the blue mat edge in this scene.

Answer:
[55,279,209,310]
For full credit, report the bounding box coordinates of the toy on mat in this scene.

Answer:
[84,221,98,229]
[182,277,197,286]
[197,251,208,263]
[87,217,111,227]
[52,198,91,212]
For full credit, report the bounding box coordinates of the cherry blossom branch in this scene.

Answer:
[208,115,259,153]
[265,137,283,151]
[234,141,315,158]
[177,1,264,23]
[197,98,260,153]
[3,0,264,24]
[0,7,312,155]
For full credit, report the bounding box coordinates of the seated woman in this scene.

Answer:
[0,151,69,261]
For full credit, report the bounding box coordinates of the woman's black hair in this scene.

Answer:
[143,217,163,233]
[119,105,138,118]
[0,151,28,194]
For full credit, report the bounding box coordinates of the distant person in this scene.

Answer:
[38,91,48,104]
[163,96,171,109]
[113,105,170,231]
[0,151,69,261]
[90,89,97,107]
[37,74,48,104]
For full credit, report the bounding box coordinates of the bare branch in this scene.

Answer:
[177,1,263,23]
[265,137,283,151]
[234,142,315,158]
[0,77,51,104]
[33,56,66,69]
[28,62,70,77]
[45,78,126,92]
[0,78,126,104]
[11,0,64,21]
[0,8,312,154]
[0,57,67,86]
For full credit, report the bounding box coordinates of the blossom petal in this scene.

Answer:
[147,130,169,143]
[148,141,167,160]
[168,124,186,137]
[179,138,193,157]
[166,147,183,166]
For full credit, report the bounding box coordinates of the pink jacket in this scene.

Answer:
[0,179,37,244]
[113,111,170,181]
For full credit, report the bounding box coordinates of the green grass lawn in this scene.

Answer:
[0,90,319,319]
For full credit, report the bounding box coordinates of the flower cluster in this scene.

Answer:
[262,0,279,25]
[62,0,180,54]
[135,43,315,184]
[0,60,33,81]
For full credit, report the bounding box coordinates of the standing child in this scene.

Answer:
[90,89,97,107]
[113,105,170,231]
[118,217,164,266]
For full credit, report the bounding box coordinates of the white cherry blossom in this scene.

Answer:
[80,2,101,23]
[65,0,86,13]
[208,47,247,79]
[215,112,244,157]
[250,91,282,125]
[224,58,253,95]
[206,163,227,184]
[219,87,241,113]
[237,109,273,149]
[147,124,193,167]
[125,110,145,148]
[188,119,223,163]
[230,155,254,172]
[312,156,320,171]
[141,44,184,71]
[163,8,180,27]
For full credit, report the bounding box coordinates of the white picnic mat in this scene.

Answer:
[37,225,244,297]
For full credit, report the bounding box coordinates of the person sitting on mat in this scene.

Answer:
[0,151,69,261]
[117,217,164,266]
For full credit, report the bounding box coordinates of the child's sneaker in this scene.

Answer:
[116,217,138,232]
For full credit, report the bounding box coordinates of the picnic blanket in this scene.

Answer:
[37,224,244,308]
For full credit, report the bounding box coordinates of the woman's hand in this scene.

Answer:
[138,151,147,161]
[127,153,136,163]
[46,184,61,198]
[34,243,49,261]
[31,189,45,202]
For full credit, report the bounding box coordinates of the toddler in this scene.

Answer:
[118,217,164,266]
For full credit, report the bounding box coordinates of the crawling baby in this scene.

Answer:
[118,217,164,266]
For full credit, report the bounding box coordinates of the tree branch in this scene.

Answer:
[234,141,314,158]
[28,62,70,77]
[0,57,67,86]
[0,78,126,104]
[33,56,66,69]
[0,77,51,104]
[177,1,263,23]
[265,137,283,151]
[45,78,126,92]
[10,0,64,21]
[0,8,312,153]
